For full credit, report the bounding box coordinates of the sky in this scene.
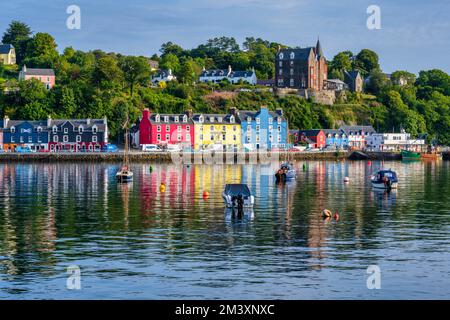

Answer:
[1,0,449,74]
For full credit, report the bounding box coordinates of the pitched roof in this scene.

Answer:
[344,70,362,80]
[2,118,107,131]
[339,125,376,135]
[298,129,323,136]
[277,47,315,61]
[316,39,324,58]
[237,109,284,121]
[148,113,193,125]
[22,68,55,76]
[0,44,14,54]
[191,114,240,124]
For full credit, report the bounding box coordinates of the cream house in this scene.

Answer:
[0,44,16,65]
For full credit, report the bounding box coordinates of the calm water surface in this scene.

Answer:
[0,160,449,299]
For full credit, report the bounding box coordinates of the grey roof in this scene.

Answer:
[316,39,324,58]
[344,70,361,80]
[200,69,255,78]
[0,44,14,54]
[277,47,315,61]
[326,79,347,85]
[22,68,55,76]
[237,109,284,122]
[339,125,376,135]
[2,120,48,129]
[2,118,106,131]
[297,129,324,136]
[191,114,240,124]
[323,129,347,137]
[148,113,193,125]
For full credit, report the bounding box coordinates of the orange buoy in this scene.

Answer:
[160,183,166,193]
[203,191,210,199]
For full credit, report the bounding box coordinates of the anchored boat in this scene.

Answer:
[401,150,421,160]
[116,113,133,183]
[371,169,398,190]
[275,163,297,183]
[222,184,255,208]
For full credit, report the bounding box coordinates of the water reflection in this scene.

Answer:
[0,160,449,299]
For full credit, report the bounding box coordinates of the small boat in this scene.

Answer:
[222,184,255,208]
[421,153,442,160]
[371,169,398,189]
[401,150,421,160]
[275,163,296,183]
[116,113,133,183]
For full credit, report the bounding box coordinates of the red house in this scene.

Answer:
[139,109,194,148]
[295,129,326,149]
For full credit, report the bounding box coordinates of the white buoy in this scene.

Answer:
[344,177,350,183]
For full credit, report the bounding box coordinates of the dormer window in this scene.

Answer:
[164,116,169,122]
[247,117,252,123]
[52,125,57,133]
[256,117,260,125]
[230,115,235,124]
[64,128,69,134]
[183,115,188,123]
[37,126,42,133]
[155,115,160,122]
[92,126,98,134]
[79,125,83,133]
[210,116,214,122]
[217,117,222,123]
[279,53,284,59]
[199,115,204,123]
[174,116,179,123]
[290,52,295,59]
[11,126,15,133]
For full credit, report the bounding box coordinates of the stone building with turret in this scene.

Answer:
[275,39,328,91]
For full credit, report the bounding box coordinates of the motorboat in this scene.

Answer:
[275,163,296,183]
[371,169,398,189]
[401,150,421,160]
[222,184,255,208]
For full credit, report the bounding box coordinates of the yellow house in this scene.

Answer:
[0,44,16,65]
[192,113,241,151]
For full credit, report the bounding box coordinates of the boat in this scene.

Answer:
[421,153,442,160]
[371,169,398,189]
[116,114,133,183]
[222,184,255,208]
[401,150,421,160]
[275,163,297,183]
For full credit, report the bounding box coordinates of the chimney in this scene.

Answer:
[142,108,150,120]
[87,118,91,125]
[47,115,52,127]
[23,65,27,73]
[229,107,239,116]
[228,65,232,75]
[184,109,193,118]
[3,115,9,128]
[103,116,107,124]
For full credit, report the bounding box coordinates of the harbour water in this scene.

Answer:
[0,160,449,299]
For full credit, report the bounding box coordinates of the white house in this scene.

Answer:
[366,131,426,151]
[151,69,177,85]
[339,125,376,149]
[199,65,257,85]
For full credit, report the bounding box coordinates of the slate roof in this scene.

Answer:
[2,119,107,131]
[237,109,284,122]
[297,129,324,137]
[191,114,240,124]
[22,68,55,76]
[323,129,347,137]
[0,44,14,54]
[148,114,193,125]
[339,125,376,135]
[200,70,255,78]
[344,70,361,80]
[277,47,315,61]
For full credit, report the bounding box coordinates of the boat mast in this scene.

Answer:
[123,112,130,168]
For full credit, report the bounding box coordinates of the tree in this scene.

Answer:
[353,49,380,76]
[160,42,184,57]
[178,60,196,84]
[159,53,180,73]
[366,70,389,95]
[206,37,240,53]
[416,69,450,99]
[59,86,77,117]
[329,51,353,76]
[24,33,59,68]
[92,55,123,87]
[2,20,32,64]
[118,56,150,96]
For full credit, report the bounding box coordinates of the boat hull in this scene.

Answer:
[402,150,421,160]
[222,193,255,208]
[372,181,398,189]
[116,173,133,183]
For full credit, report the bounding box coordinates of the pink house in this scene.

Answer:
[139,109,194,148]
[19,65,55,89]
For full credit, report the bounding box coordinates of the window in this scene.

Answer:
[28,136,32,143]
[200,134,203,140]
[278,135,281,142]
[222,126,226,132]
[269,118,273,125]
[166,134,170,141]
[186,126,190,132]
[210,126,214,131]
[290,52,295,59]
[222,134,226,141]
[269,125,273,131]
[210,116,214,122]
[11,136,15,143]
[53,126,57,133]
[278,125,281,132]
[11,126,15,133]
[217,117,222,123]
[279,61,282,67]
[92,136,97,143]
[278,117,282,124]
[174,116,179,123]
[177,134,181,141]
[269,135,273,142]
[155,115,160,122]
[37,127,42,133]
[233,126,237,132]
[20,136,24,143]
[247,117,252,123]
[64,128,68,134]
[256,117,260,124]
[157,125,161,132]
[157,134,161,141]
[279,69,283,76]
[183,115,187,123]
[164,116,169,122]
[76,135,81,142]
[186,134,190,141]
[290,78,294,87]
[256,125,260,132]
[230,115,235,123]
[79,126,83,133]
[210,135,214,140]
[233,135,236,141]
[199,115,204,123]
[279,53,284,59]
[177,126,181,132]
[200,126,203,131]
[53,136,58,142]
[63,136,69,143]
[290,68,294,75]
[278,79,284,86]
[92,126,97,134]
[166,125,170,132]
[247,126,251,132]
[290,61,294,67]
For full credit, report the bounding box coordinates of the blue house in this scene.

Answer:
[236,107,288,150]
[323,129,349,148]
[1,117,49,151]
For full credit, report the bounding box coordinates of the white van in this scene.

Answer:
[142,144,162,152]
[167,144,182,152]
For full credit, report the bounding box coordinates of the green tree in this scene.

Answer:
[1,20,32,64]
[24,33,59,68]
[178,60,196,84]
[118,56,150,96]
[353,49,380,76]
[92,55,123,87]
[366,70,389,95]
[159,53,180,73]
[329,51,353,79]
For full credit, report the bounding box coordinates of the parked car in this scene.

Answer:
[166,144,182,153]
[16,146,32,153]
[142,144,162,152]
[103,144,119,153]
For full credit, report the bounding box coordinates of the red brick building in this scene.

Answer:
[275,39,328,91]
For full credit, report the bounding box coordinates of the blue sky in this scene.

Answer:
[1,0,449,74]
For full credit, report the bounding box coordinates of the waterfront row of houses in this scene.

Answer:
[290,126,425,151]
[0,116,108,152]
[133,107,288,151]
